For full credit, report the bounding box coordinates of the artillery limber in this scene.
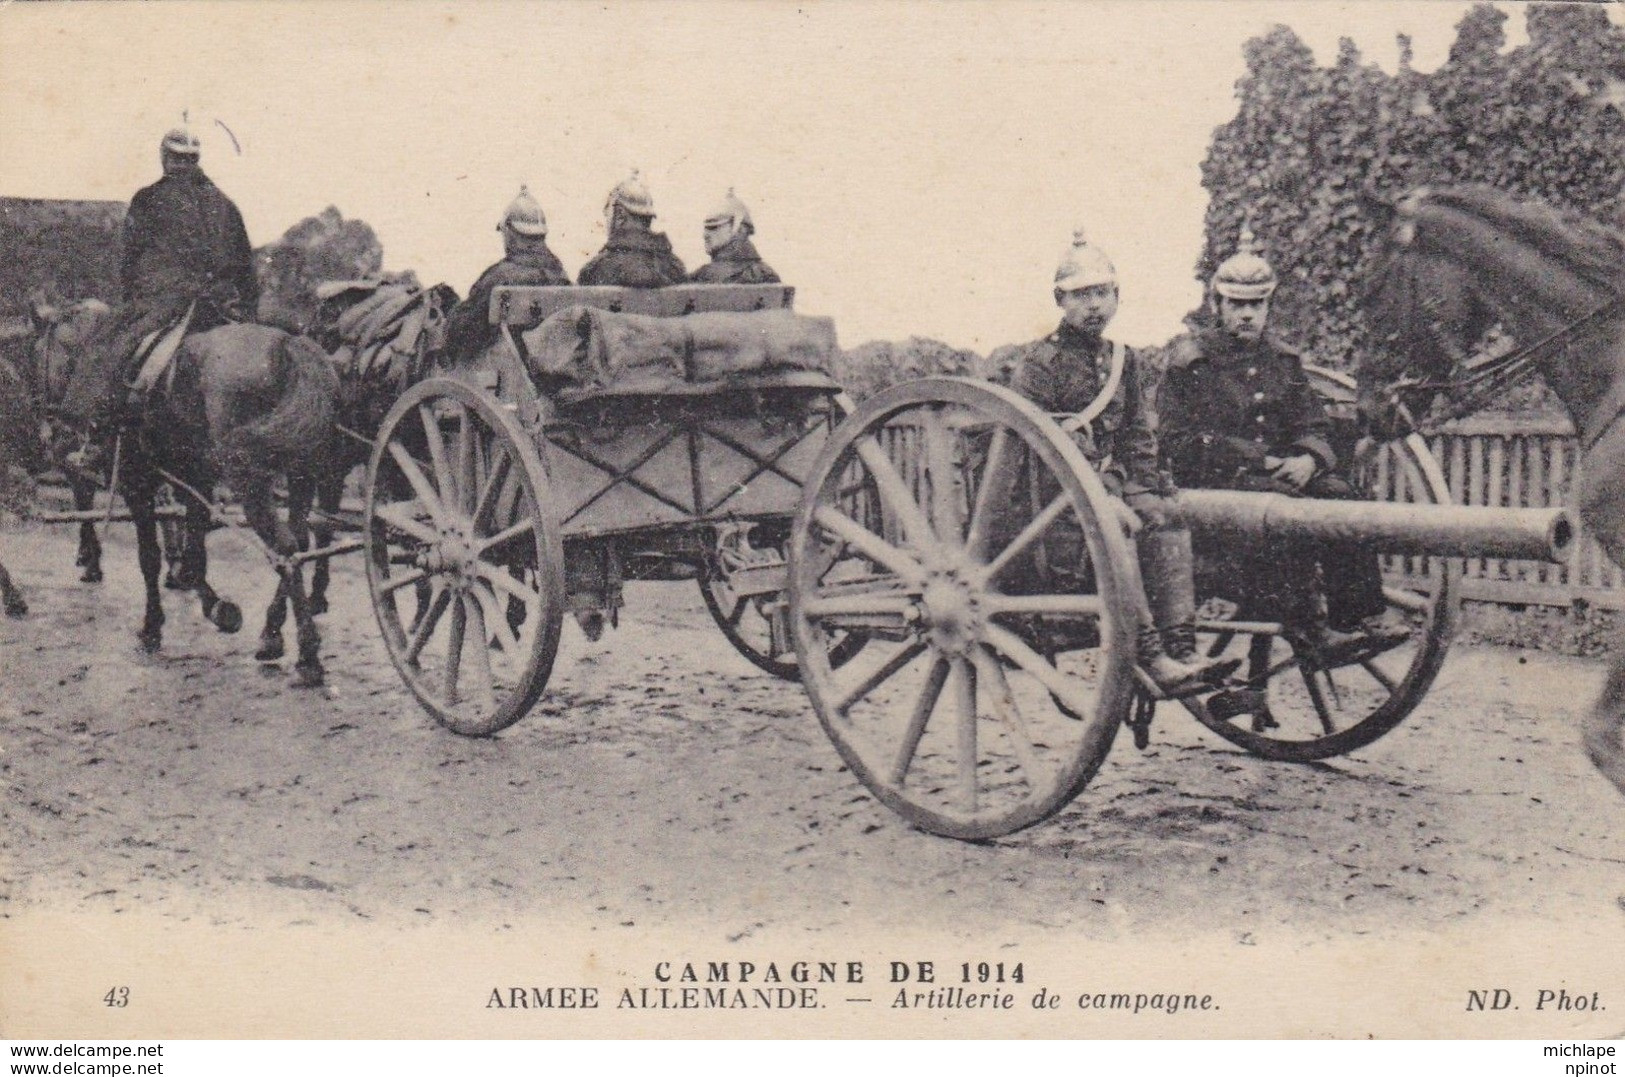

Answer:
[361,283,864,735]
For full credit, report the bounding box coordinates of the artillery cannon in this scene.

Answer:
[783,376,1574,839]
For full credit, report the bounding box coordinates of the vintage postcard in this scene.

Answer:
[2,0,1624,1043]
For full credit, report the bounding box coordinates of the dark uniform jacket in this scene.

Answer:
[1006,322,1164,500]
[121,166,258,318]
[578,224,687,287]
[444,243,571,359]
[1157,328,1335,490]
[690,235,780,284]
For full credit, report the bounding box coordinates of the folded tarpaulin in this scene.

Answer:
[520,305,838,396]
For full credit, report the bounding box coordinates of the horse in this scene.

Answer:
[38,300,339,685]
[253,281,456,664]
[5,303,187,588]
[1360,182,1625,797]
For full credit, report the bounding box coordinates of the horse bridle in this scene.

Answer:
[1381,291,1625,433]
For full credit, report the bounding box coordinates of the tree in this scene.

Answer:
[255,206,383,333]
[1197,3,1625,378]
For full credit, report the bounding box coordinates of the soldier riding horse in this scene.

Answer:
[1360,183,1625,797]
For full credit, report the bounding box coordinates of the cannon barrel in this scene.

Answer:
[1165,490,1575,564]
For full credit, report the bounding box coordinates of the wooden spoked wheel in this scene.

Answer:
[365,377,565,736]
[1181,371,1460,762]
[788,378,1140,840]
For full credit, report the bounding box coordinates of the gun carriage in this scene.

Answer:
[359,289,1571,840]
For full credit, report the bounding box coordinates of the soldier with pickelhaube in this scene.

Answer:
[1004,228,1238,697]
[691,189,780,284]
[1157,227,1410,658]
[86,123,259,440]
[578,171,687,287]
[443,186,571,361]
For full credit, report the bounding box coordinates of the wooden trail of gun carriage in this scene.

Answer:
[6,280,1579,840]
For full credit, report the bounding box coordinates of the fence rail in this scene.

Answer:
[1377,416,1618,609]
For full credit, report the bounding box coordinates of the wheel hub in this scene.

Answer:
[919,567,981,655]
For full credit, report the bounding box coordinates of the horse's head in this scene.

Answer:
[1359,187,1496,437]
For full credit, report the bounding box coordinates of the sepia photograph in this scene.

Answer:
[2,0,1624,1048]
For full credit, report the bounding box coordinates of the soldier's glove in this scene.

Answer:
[1123,491,1169,531]
[1269,454,1317,489]
[1111,497,1143,538]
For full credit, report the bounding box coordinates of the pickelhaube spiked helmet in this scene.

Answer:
[1053,226,1117,292]
[605,170,655,218]
[704,188,753,235]
[499,185,548,237]
[160,126,201,156]
[1212,226,1277,300]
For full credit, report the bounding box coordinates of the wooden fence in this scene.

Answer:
[1375,416,1621,609]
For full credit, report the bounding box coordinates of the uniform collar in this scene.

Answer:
[1052,321,1109,353]
[709,234,763,264]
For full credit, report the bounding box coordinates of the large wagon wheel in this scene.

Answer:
[365,377,565,736]
[788,378,1139,840]
[1180,369,1459,762]
[698,393,868,681]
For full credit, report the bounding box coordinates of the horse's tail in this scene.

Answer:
[1584,655,1625,798]
[233,332,339,481]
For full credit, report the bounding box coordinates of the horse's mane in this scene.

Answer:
[1423,185,1625,298]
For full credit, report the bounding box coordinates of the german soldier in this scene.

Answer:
[1157,228,1410,658]
[88,125,259,439]
[443,186,571,360]
[690,189,780,284]
[1005,229,1237,696]
[578,172,687,287]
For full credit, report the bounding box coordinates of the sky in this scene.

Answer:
[0,1,1617,352]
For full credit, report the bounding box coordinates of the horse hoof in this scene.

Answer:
[81,566,103,584]
[138,631,161,653]
[212,600,243,634]
[4,599,26,618]
[254,635,286,662]
[294,660,325,688]
[310,595,329,617]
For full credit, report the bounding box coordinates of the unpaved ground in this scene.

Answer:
[4,519,1625,945]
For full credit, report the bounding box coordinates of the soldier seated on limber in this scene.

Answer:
[443,186,571,362]
[1156,227,1411,663]
[1003,228,1238,697]
[691,189,781,284]
[577,172,687,288]
[85,124,259,449]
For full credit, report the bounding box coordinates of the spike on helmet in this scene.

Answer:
[1212,226,1277,300]
[704,187,753,237]
[606,170,655,218]
[1053,225,1117,292]
[161,125,200,156]
[499,185,548,237]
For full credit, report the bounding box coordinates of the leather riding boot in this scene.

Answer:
[1138,526,1240,689]
[1137,623,1226,698]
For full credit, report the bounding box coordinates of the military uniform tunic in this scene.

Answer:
[1157,328,1333,490]
[690,235,781,285]
[578,223,687,288]
[1006,322,1165,500]
[1157,327,1386,628]
[444,243,571,360]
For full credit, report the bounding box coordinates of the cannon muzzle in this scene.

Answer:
[1166,490,1574,564]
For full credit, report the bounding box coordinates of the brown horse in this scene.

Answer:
[5,304,190,588]
[40,301,338,684]
[1361,183,1625,797]
[254,281,456,663]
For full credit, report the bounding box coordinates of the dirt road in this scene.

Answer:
[5,519,1625,945]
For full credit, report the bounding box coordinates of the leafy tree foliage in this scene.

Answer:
[1199,3,1625,372]
[255,206,383,332]
[0,198,124,317]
